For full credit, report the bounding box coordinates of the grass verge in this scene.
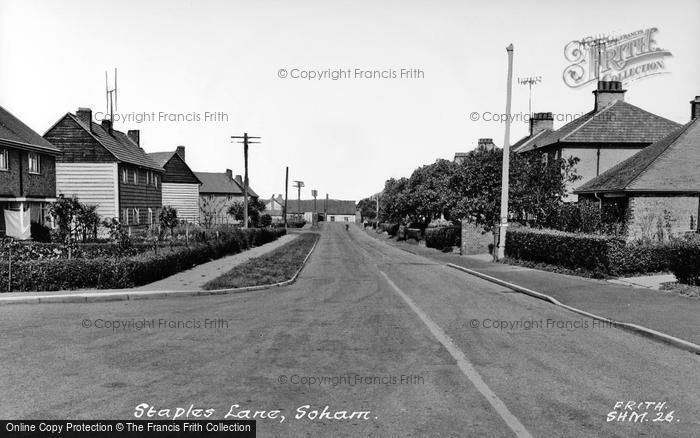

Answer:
[203,233,319,290]
[660,282,700,299]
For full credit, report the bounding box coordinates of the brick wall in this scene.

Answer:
[626,195,699,241]
[461,220,493,255]
[0,147,56,198]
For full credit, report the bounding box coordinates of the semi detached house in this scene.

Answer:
[44,108,164,227]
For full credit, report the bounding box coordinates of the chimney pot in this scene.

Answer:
[127,130,140,146]
[477,138,496,151]
[593,80,626,111]
[691,96,700,120]
[175,145,186,161]
[225,169,232,179]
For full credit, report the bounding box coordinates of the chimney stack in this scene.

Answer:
[593,81,626,111]
[101,119,113,135]
[529,112,554,136]
[175,145,186,161]
[127,130,140,146]
[76,108,92,131]
[691,96,700,120]
[225,169,233,179]
[477,138,496,152]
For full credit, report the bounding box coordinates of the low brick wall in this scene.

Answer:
[461,220,493,255]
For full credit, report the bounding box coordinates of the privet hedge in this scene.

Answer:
[378,223,399,236]
[505,228,674,276]
[425,226,461,250]
[668,237,700,285]
[0,228,286,292]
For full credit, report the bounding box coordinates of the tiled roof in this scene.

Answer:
[234,175,258,198]
[147,152,174,168]
[69,114,163,171]
[195,171,258,198]
[511,129,553,153]
[0,105,60,154]
[287,199,357,215]
[575,118,700,193]
[518,101,680,152]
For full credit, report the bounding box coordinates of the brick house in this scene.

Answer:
[0,105,60,238]
[575,97,700,241]
[44,108,163,227]
[513,81,681,200]
[195,169,259,226]
[148,146,201,222]
[287,199,357,223]
[263,194,285,222]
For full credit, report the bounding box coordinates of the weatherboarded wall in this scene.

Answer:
[162,183,199,222]
[56,162,118,218]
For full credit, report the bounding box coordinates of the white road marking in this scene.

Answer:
[379,270,533,438]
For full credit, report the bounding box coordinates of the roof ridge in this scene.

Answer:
[626,120,695,189]
[67,113,119,162]
[559,106,609,142]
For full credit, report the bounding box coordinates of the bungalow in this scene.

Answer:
[288,199,357,223]
[44,108,164,227]
[0,105,60,239]
[263,194,285,222]
[575,96,700,241]
[195,169,259,226]
[513,81,681,200]
[148,146,201,222]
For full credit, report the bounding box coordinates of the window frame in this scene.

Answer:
[0,148,8,171]
[28,152,41,174]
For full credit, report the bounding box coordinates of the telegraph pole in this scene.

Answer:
[284,167,289,228]
[312,189,318,226]
[293,180,304,220]
[497,44,514,260]
[231,133,261,228]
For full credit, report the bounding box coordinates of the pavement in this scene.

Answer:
[1,223,699,437]
[365,230,700,348]
[0,233,298,300]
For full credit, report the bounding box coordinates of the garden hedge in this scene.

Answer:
[425,226,461,250]
[668,236,700,285]
[0,228,286,292]
[378,223,399,236]
[505,228,674,276]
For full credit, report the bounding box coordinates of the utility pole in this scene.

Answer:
[293,180,304,221]
[284,167,289,228]
[375,193,379,221]
[497,44,514,261]
[312,189,318,226]
[325,193,328,220]
[231,133,261,228]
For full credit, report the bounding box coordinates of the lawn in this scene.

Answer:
[203,232,319,290]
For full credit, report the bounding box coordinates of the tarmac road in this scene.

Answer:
[0,223,698,437]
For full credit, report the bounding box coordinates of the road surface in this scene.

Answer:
[0,223,698,437]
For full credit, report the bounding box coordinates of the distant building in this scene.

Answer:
[454,138,498,163]
[513,81,681,200]
[44,107,163,227]
[195,169,259,226]
[576,96,700,240]
[148,146,201,222]
[287,199,357,223]
[0,105,60,239]
[263,194,285,222]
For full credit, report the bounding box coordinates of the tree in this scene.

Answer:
[159,206,179,238]
[357,197,377,220]
[75,204,100,241]
[404,159,456,227]
[227,199,266,227]
[49,196,101,242]
[259,213,272,228]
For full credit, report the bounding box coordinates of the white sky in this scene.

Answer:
[1,0,699,201]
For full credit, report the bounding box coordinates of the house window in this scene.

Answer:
[121,208,128,223]
[148,208,153,225]
[133,169,138,184]
[146,171,151,185]
[122,169,127,183]
[208,194,214,201]
[28,153,41,174]
[153,173,158,188]
[133,208,140,224]
[0,149,7,170]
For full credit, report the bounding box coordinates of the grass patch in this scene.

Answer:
[660,282,700,299]
[203,233,319,290]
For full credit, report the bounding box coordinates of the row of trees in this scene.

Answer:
[371,149,581,231]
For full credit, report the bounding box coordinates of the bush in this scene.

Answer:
[668,236,700,285]
[405,228,423,241]
[378,223,399,236]
[30,222,52,242]
[425,226,461,250]
[505,227,679,277]
[0,228,287,292]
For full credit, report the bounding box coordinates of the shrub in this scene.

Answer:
[668,235,700,285]
[31,222,52,242]
[0,228,287,292]
[506,227,679,277]
[425,226,461,250]
[378,223,399,236]
[405,228,423,241]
